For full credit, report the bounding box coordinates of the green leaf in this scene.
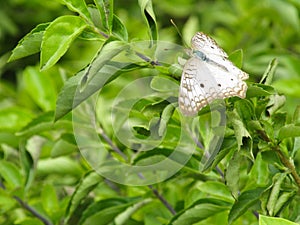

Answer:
[8,23,49,62]
[114,198,152,225]
[112,14,128,41]
[267,94,286,116]
[196,181,234,203]
[0,160,23,189]
[246,84,274,98]
[168,198,230,225]
[227,110,251,149]
[80,40,128,90]
[16,112,55,137]
[37,157,83,177]
[65,171,102,223]
[138,0,158,42]
[228,188,265,224]
[94,0,114,32]
[150,75,179,93]
[59,0,92,22]
[244,153,269,190]
[55,62,144,120]
[266,173,287,216]
[225,151,241,199]
[41,15,88,70]
[260,58,278,85]
[278,124,300,140]
[293,105,300,126]
[80,198,140,225]
[158,104,175,137]
[41,184,59,214]
[51,134,78,157]
[23,66,57,111]
[0,107,33,132]
[228,49,243,68]
[259,215,299,225]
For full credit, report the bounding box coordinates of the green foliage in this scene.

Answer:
[1,0,300,225]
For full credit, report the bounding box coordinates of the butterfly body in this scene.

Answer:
[178,32,248,116]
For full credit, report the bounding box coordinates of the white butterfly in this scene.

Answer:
[178,32,248,116]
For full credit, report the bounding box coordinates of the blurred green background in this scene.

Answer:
[1,0,300,114]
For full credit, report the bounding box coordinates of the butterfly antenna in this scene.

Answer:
[170,19,189,48]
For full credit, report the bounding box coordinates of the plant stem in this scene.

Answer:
[13,196,53,225]
[97,125,177,215]
[257,130,300,192]
[274,146,300,192]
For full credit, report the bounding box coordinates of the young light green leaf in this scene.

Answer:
[228,49,243,69]
[59,0,92,22]
[94,0,114,32]
[259,215,299,225]
[266,173,286,216]
[41,184,59,214]
[278,124,300,140]
[114,198,152,225]
[0,160,23,189]
[41,15,87,70]
[23,66,57,111]
[8,23,49,62]
[158,104,175,137]
[138,0,158,42]
[260,58,278,85]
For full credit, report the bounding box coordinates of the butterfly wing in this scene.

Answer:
[191,32,228,57]
[179,57,248,116]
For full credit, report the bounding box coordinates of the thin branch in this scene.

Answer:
[257,130,300,192]
[96,125,177,215]
[274,147,300,191]
[13,196,53,225]
[0,182,52,225]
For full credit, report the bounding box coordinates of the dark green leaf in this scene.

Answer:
[228,188,265,224]
[65,172,102,223]
[112,14,128,41]
[169,198,231,225]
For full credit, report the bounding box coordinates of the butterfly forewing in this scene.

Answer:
[179,32,249,116]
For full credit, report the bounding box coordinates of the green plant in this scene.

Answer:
[2,0,300,225]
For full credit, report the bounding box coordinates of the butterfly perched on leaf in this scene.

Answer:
[178,32,248,116]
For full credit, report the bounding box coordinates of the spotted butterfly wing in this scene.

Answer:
[179,32,248,116]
